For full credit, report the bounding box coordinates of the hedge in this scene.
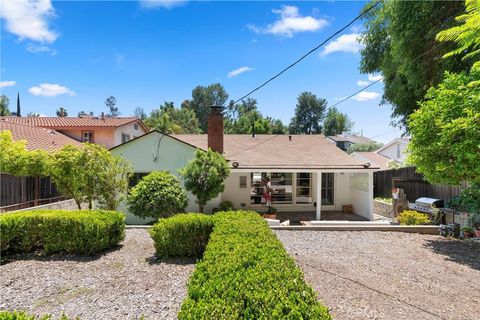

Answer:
[150,213,214,258]
[0,311,71,319]
[178,211,331,319]
[0,210,125,255]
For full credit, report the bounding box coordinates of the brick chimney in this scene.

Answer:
[207,106,224,154]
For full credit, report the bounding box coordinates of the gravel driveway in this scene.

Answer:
[275,231,480,320]
[0,229,194,320]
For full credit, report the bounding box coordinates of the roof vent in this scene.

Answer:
[288,135,292,141]
[362,162,371,168]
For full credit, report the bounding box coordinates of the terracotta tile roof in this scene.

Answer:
[0,116,147,130]
[0,121,82,151]
[351,152,390,170]
[327,134,375,144]
[172,134,377,170]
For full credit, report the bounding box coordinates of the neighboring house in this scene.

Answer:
[112,107,378,224]
[0,120,82,151]
[351,152,390,170]
[327,133,376,152]
[0,116,148,149]
[375,138,410,163]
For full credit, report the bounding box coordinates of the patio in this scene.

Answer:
[276,211,369,225]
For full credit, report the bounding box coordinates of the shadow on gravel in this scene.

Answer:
[145,256,196,266]
[423,239,480,271]
[0,245,124,265]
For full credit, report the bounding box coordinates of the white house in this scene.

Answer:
[376,138,410,163]
[111,107,378,224]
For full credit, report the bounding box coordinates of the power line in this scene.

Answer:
[232,0,384,104]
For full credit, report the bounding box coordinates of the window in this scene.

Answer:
[239,176,247,188]
[296,173,312,204]
[321,173,334,205]
[129,172,149,188]
[82,131,94,143]
[121,133,130,143]
[134,123,139,130]
[250,172,292,204]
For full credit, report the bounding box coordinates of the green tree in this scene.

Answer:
[105,96,120,117]
[133,107,147,120]
[347,141,383,154]
[145,102,201,134]
[323,107,354,136]
[127,171,188,220]
[49,143,132,209]
[0,130,49,176]
[436,0,480,70]
[56,107,68,117]
[78,111,94,117]
[179,149,230,213]
[289,92,327,134]
[0,95,10,116]
[359,0,469,129]
[182,83,229,132]
[408,69,480,185]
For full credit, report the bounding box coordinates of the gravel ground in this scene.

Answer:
[274,231,480,320]
[0,229,195,320]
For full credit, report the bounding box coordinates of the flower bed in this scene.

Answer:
[0,210,125,255]
[175,211,331,319]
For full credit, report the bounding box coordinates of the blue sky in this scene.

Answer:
[0,0,403,142]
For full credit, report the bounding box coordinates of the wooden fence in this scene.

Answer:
[373,167,465,203]
[0,174,65,212]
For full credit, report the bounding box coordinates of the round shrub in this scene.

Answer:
[127,171,188,219]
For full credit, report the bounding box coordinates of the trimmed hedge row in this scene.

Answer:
[177,211,331,319]
[0,210,125,255]
[0,311,71,319]
[150,213,214,258]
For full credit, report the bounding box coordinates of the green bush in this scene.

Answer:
[127,171,188,220]
[0,311,71,319]
[178,211,331,319]
[397,210,431,225]
[219,200,234,211]
[150,213,214,258]
[0,210,125,255]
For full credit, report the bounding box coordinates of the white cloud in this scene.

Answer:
[28,83,76,97]
[357,80,370,86]
[26,44,57,55]
[321,33,363,56]
[368,74,383,82]
[0,0,58,43]
[353,91,380,102]
[227,66,255,78]
[248,5,328,37]
[0,81,16,88]
[139,0,187,9]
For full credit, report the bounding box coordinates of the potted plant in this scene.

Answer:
[461,226,474,238]
[263,205,278,219]
[467,212,480,237]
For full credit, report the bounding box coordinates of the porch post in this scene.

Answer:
[368,171,374,221]
[316,171,322,220]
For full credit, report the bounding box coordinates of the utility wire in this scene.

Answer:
[232,0,384,104]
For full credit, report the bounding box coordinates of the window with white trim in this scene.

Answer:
[121,133,130,143]
[296,173,312,204]
[321,173,334,205]
[82,131,94,143]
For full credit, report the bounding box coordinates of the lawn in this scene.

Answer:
[0,229,194,319]
[275,230,480,320]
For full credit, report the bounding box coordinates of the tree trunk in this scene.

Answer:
[75,199,82,210]
[88,200,93,210]
[199,203,204,213]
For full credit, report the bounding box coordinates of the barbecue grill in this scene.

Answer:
[408,197,444,213]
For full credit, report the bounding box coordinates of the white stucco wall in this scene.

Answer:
[111,132,220,224]
[114,121,148,146]
[349,172,373,220]
[377,140,409,162]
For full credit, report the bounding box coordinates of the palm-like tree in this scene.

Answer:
[56,107,68,117]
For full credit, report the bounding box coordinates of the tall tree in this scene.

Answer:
[436,0,480,70]
[56,107,68,117]
[78,111,94,117]
[16,92,21,117]
[359,0,468,130]
[133,107,147,120]
[105,96,120,117]
[323,107,354,136]
[182,83,229,132]
[145,102,201,134]
[288,92,327,134]
[0,95,10,116]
